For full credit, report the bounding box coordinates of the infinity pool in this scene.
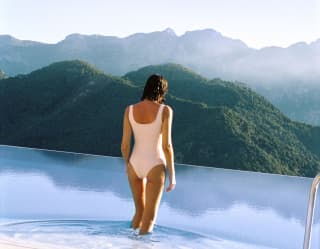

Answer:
[0,145,318,249]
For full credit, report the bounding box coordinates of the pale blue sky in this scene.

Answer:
[1,0,319,48]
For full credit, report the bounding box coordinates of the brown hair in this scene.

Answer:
[141,74,168,103]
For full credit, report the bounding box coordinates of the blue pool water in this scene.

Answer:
[0,145,319,249]
[0,220,218,249]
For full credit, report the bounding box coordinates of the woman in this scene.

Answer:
[121,74,176,235]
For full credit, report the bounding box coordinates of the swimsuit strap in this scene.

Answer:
[128,105,133,123]
[157,104,165,123]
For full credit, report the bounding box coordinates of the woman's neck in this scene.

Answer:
[144,99,160,104]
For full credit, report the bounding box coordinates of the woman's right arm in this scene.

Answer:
[121,106,132,173]
[162,105,176,192]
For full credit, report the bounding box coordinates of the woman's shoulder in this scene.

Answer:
[124,105,131,111]
[162,104,173,118]
[125,102,137,110]
[162,103,172,111]
[124,104,134,115]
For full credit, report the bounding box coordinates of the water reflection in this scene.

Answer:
[0,145,312,223]
[0,145,317,249]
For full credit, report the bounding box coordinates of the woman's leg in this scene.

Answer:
[139,164,165,235]
[127,162,145,229]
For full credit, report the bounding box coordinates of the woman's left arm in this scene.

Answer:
[121,106,132,171]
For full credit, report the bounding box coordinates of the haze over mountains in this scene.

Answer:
[2,28,319,83]
[1,28,319,125]
[0,60,319,177]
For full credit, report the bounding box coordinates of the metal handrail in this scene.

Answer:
[303,174,320,249]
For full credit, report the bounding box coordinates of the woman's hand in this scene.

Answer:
[166,183,176,192]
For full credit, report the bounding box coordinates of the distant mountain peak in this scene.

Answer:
[65,33,87,40]
[183,28,221,37]
[0,34,42,46]
[125,28,178,40]
[0,34,17,42]
[289,41,308,48]
[0,34,24,46]
[162,28,176,36]
[63,33,115,41]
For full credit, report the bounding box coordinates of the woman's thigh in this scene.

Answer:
[144,164,165,210]
[127,162,145,207]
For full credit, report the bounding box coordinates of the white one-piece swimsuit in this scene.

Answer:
[128,104,166,179]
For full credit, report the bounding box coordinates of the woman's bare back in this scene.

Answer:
[132,100,162,124]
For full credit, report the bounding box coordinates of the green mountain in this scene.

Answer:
[0,60,319,176]
[253,84,320,126]
[2,32,320,126]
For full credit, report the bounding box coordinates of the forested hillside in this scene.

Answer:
[0,60,319,176]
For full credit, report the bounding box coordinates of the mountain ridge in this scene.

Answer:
[1,28,319,125]
[2,28,318,49]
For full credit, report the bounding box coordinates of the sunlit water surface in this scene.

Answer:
[0,145,319,249]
